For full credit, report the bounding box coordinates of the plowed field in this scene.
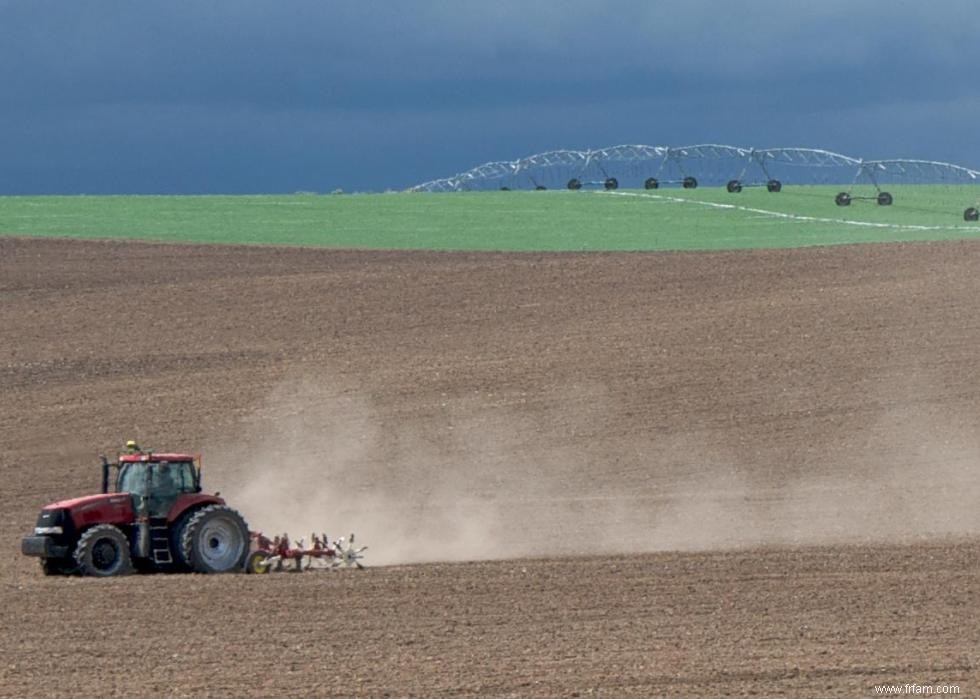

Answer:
[1,237,978,697]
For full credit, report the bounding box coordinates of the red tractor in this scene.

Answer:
[21,442,249,576]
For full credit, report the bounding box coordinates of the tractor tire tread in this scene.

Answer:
[73,524,133,577]
[180,505,249,574]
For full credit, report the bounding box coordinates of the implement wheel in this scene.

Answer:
[245,550,271,574]
[604,177,618,191]
[835,192,851,207]
[567,178,582,191]
[726,179,742,193]
[682,176,698,189]
[767,179,782,193]
[965,207,980,222]
[644,177,659,190]
[877,191,893,206]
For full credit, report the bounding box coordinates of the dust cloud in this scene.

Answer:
[204,374,980,566]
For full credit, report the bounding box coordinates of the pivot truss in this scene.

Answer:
[409,145,980,219]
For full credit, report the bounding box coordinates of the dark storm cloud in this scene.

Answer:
[1,1,978,193]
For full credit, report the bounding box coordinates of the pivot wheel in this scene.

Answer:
[682,176,698,189]
[877,191,893,206]
[534,185,546,191]
[726,179,742,193]
[965,207,980,222]
[74,524,133,577]
[604,177,619,191]
[644,177,659,190]
[766,179,782,193]
[567,178,582,191]
[835,192,851,207]
[181,505,249,574]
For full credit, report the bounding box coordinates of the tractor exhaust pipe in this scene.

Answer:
[100,455,110,494]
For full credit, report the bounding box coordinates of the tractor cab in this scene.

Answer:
[116,459,200,516]
[103,441,203,518]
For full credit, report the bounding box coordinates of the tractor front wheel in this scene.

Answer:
[181,506,250,574]
[74,525,133,577]
[41,558,73,576]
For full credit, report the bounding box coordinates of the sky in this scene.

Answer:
[2,1,979,194]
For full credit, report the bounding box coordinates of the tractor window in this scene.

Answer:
[117,463,148,495]
[166,462,198,493]
[116,462,199,495]
[151,462,198,496]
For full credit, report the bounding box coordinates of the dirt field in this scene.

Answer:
[1,236,979,697]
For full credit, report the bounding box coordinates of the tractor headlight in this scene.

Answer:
[34,508,67,538]
[34,526,63,535]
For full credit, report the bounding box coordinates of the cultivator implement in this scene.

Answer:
[245,531,367,573]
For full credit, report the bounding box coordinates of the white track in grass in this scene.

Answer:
[603,190,978,233]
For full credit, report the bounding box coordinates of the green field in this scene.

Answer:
[1,186,978,252]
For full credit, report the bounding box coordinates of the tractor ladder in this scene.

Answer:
[150,517,173,564]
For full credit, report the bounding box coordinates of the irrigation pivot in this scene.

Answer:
[410,143,980,221]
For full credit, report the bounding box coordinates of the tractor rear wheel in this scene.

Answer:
[74,525,133,577]
[168,511,197,571]
[181,505,249,574]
